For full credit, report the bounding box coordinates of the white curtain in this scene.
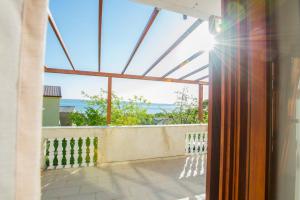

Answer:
[0,0,48,199]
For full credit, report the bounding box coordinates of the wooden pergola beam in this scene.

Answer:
[142,19,203,76]
[179,64,209,80]
[107,77,112,125]
[48,9,75,70]
[44,67,208,85]
[161,50,204,78]
[122,8,160,74]
[98,0,103,72]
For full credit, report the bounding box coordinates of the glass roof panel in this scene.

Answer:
[147,21,211,77]
[46,0,154,72]
[125,10,197,75]
[47,0,99,71]
[166,52,209,79]
[187,68,209,80]
[101,0,154,73]
[45,0,211,78]
[45,23,72,69]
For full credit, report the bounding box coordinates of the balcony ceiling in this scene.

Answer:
[132,0,221,20]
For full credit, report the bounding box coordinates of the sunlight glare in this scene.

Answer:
[203,33,216,51]
[196,20,217,52]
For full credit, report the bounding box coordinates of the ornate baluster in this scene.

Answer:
[44,136,100,170]
[45,139,50,168]
[85,137,91,166]
[188,133,191,154]
[197,133,201,153]
[198,132,202,154]
[61,138,67,167]
[192,133,196,154]
[56,138,64,169]
[78,137,83,166]
[204,132,208,153]
[48,138,55,169]
[73,138,79,167]
[184,133,189,154]
[81,137,87,167]
[193,133,197,154]
[89,137,94,167]
[70,138,75,167]
[93,137,98,166]
[92,137,96,166]
[53,138,59,168]
[64,138,71,168]
[202,132,205,153]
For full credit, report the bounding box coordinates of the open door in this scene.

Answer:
[206,0,271,199]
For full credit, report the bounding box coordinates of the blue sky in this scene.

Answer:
[44,0,210,103]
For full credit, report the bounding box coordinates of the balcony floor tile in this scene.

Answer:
[42,155,206,200]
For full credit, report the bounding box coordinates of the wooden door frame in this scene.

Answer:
[206,0,272,199]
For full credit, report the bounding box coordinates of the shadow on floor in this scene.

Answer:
[41,155,207,200]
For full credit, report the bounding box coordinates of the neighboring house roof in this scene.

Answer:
[44,85,62,97]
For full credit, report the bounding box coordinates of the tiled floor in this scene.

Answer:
[42,155,207,200]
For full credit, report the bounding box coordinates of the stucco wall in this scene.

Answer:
[43,97,60,126]
[42,124,207,166]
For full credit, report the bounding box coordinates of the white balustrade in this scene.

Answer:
[42,125,207,170]
[44,136,98,170]
[185,132,208,155]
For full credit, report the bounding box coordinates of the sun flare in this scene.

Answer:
[203,33,216,51]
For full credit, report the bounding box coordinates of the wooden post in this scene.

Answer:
[107,77,112,125]
[198,84,204,122]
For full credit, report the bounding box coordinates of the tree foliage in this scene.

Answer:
[70,91,154,126]
[70,88,208,126]
[157,87,208,124]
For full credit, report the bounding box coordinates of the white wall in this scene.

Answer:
[101,125,206,163]
[43,124,207,165]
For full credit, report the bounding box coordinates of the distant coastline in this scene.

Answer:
[60,99,177,114]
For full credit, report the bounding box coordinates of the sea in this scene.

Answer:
[60,99,177,114]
